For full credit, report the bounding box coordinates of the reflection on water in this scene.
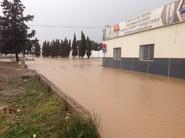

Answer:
[26,58,185,138]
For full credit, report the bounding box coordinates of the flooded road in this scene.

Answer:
[26,58,185,138]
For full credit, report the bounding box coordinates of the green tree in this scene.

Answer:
[51,39,60,57]
[42,41,46,57]
[86,36,92,59]
[72,34,78,59]
[56,39,60,57]
[42,41,50,57]
[0,0,35,61]
[63,38,68,57]
[66,40,71,57]
[59,40,64,57]
[34,39,41,57]
[50,40,57,57]
[79,31,86,59]
[91,41,101,51]
[22,39,34,56]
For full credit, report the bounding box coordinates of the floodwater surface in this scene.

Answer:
[26,58,185,138]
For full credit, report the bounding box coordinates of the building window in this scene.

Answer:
[113,47,121,60]
[140,44,154,61]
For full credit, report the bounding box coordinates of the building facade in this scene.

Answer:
[102,0,185,79]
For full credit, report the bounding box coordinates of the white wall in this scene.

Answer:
[91,51,104,58]
[104,22,185,58]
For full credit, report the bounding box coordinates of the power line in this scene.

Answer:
[28,24,104,29]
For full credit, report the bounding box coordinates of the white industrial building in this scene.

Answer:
[102,0,185,79]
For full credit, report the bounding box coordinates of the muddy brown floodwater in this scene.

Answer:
[26,58,185,138]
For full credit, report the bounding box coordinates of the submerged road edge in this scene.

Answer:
[36,73,91,118]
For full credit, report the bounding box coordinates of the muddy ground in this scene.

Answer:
[0,62,37,136]
[0,62,33,109]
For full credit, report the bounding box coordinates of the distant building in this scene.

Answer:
[102,0,185,79]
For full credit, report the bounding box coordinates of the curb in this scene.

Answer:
[37,74,90,118]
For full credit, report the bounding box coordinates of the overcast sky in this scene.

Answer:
[3,0,175,42]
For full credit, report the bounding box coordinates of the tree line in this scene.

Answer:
[42,32,101,59]
[0,0,101,61]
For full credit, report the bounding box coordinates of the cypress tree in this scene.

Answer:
[56,39,60,57]
[42,41,50,57]
[46,41,50,57]
[66,40,71,57]
[59,39,64,57]
[42,41,46,57]
[50,40,55,57]
[72,34,78,59]
[34,40,41,57]
[86,36,92,59]
[79,31,86,59]
[63,38,68,57]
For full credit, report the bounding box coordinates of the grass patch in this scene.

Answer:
[60,115,100,138]
[0,77,100,138]
[0,115,6,128]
